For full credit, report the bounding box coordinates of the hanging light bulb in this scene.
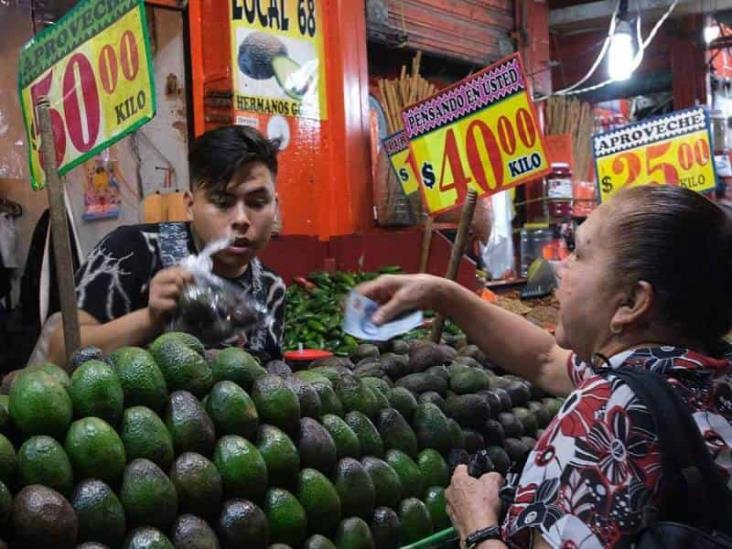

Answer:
[608,19,636,81]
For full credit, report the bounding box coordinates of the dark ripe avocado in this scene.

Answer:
[468,449,495,478]
[493,388,513,412]
[13,484,78,548]
[296,418,337,475]
[389,339,410,355]
[478,390,502,418]
[437,344,457,362]
[412,403,452,454]
[354,362,385,379]
[266,360,292,377]
[352,343,380,362]
[498,412,524,438]
[376,407,418,458]
[527,401,552,428]
[481,419,506,447]
[418,391,446,412]
[335,516,375,549]
[504,438,531,463]
[303,535,336,549]
[456,344,488,364]
[386,387,418,421]
[398,498,433,544]
[170,452,223,517]
[380,353,410,379]
[238,32,287,79]
[309,356,352,370]
[119,459,178,530]
[447,448,471,475]
[71,479,126,546]
[425,365,450,382]
[447,418,466,449]
[218,498,269,549]
[409,343,447,372]
[333,458,376,520]
[506,382,531,408]
[170,515,219,549]
[395,373,448,396]
[370,506,400,549]
[124,527,173,549]
[69,345,106,369]
[521,436,538,450]
[165,391,216,456]
[462,429,485,454]
[284,377,322,419]
[445,394,491,429]
[361,456,403,508]
[512,407,538,437]
[451,356,482,369]
[485,446,511,475]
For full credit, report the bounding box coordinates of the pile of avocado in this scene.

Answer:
[0,329,562,548]
[283,268,463,356]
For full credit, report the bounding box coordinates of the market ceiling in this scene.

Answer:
[550,0,732,33]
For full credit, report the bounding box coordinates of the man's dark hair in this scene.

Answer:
[188,125,280,190]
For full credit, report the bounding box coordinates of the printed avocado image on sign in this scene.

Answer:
[593,106,716,202]
[230,0,327,121]
[18,0,156,190]
[401,53,549,215]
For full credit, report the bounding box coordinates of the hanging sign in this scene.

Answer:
[383,130,419,195]
[18,0,156,191]
[402,53,550,215]
[593,106,716,202]
[230,0,327,121]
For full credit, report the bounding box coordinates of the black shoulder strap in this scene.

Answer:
[595,366,730,531]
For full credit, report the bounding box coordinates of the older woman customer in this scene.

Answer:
[359,185,732,548]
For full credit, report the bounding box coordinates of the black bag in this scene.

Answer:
[594,366,732,548]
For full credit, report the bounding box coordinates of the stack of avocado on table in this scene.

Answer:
[283,269,463,356]
[0,330,561,548]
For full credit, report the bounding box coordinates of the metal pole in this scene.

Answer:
[37,97,81,362]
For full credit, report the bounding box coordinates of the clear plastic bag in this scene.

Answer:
[171,237,272,345]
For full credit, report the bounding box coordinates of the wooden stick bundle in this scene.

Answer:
[378,52,435,134]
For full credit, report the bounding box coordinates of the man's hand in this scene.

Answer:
[355,274,448,325]
[445,465,504,539]
[148,266,194,327]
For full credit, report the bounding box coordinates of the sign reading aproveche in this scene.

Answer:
[593,106,716,202]
[401,54,550,215]
[18,0,156,190]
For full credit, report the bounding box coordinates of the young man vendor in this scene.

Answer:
[48,125,286,366]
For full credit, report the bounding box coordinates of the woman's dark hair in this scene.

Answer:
[188,125,280,191]
[608,185,732,351]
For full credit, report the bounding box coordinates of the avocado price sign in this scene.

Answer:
[18,0,156,191]
[230,0,327,121]
[402,53,550,215]
[593,106,716,202]
[383,130,419,195]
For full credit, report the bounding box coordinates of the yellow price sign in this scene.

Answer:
[594,106,716,202]
[18,0,155,190]
[383,130,419,195]
[402,54,550,215]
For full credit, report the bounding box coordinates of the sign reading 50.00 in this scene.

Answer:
[402,54,550,215]
[18,0,155,190]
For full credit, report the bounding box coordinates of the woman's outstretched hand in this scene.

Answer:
[356,274,446,325]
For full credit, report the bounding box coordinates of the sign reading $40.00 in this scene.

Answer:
[593,106,716,202]
[402,54,550,215]
[18,0,155,190]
